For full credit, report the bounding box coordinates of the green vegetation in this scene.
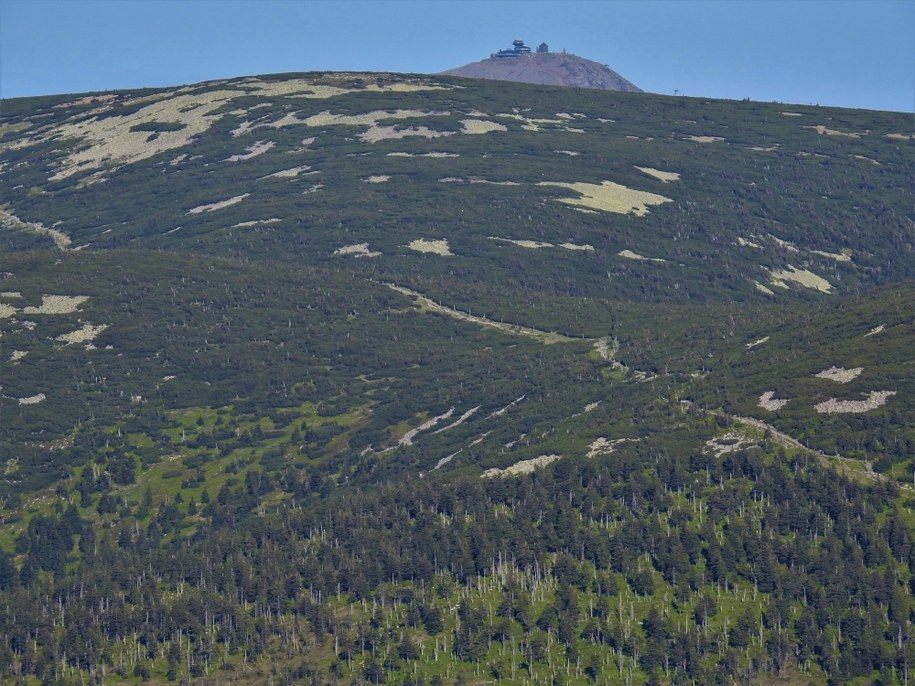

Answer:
[0,72,912,684]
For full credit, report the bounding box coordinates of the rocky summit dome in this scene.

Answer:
[443,40,641,92]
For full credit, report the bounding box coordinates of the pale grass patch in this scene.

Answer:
[768,265,833,293]
[261,165,313,179]
[169,153,188,166]
[811,249,852,262]
[10,350,27,362]
[755,281,775,296]
[438,177,463,183]
[334,243,381,258]
[1,292,22,298]
[684,135,725,143]
[226,140,274,161]
[781,112,805,117]
[767,234,800,252]
[18,393,46,405]
[469,178,520,186]
[850,154,880,166]
[804,125,863,138]
[815,391,896,414]
[619,249,666,263]
[489,237,553,249]
[187,193,249,214]
[886,133,914,141]
[46,89,246,180]
[364,175,391,183]
[738,237,762,249]
[554,150,580,156]
[361,125,453,144]
[23,295,89,315]
[57,323,108,345]
[0,303,17,318]
[461,119,507,135]
[746,336,770,349]
[864,325,885,337]
[539,180,672,216]
[559,243,594,251]
[749,145,779,152]
[635,166,680,183]
[556,113,574,120]
[758,391,789,411]
[406,238,453,255]
[0,207,71,249]
[815,366,863,384]
[232,218,282,228]
[482,454,561,478]
[53,94,117,109]
[303,183,324,194]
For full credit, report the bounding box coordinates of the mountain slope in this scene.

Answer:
[0,72,913,685]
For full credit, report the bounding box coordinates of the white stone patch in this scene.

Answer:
[469,178,520,186]
[232,218,282,228]
[768,265,833,293]
[187,193,249,214]
[749,145,779,152]
[398,408,455,447]
[705,432,758,457]
[461,119,507,135]
[22,295,89,315]
[226,140,274,161]
[489,395,526,418]
[745,336,770,349]
[586,437,636,458]
[559,243,594,251]
[387,151,459,157]
[482,454,561,478]
[815,391,896,414]
[363,175,391,183]
[163,375,176,381]
[738,237,762,249]
[432,406,480,434]
[635,166,680,183]
[57,323,108,345]
[815,366,863,384]
[619,249,666,263]
[886,133,914,141]
[18,393,46,405]
[334,243,381,258]
[405,238,452,256]
[10,350,27,361]
[781,112,805,117]
[554,150,580,156]
[754,281,775,296]
[864,325,885,338]
[758,391,789,411]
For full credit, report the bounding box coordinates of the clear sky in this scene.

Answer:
[1,0,913,112]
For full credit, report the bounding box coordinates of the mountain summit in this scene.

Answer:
[443,39,641,92]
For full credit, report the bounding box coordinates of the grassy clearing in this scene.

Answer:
[540,180,672,216]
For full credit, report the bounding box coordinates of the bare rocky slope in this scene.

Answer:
[443,51,642,91]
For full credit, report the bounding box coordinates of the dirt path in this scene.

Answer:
[731,414,909,490]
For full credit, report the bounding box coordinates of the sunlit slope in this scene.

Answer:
[1,73,912,309]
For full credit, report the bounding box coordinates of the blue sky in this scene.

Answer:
[1,0,913,112]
